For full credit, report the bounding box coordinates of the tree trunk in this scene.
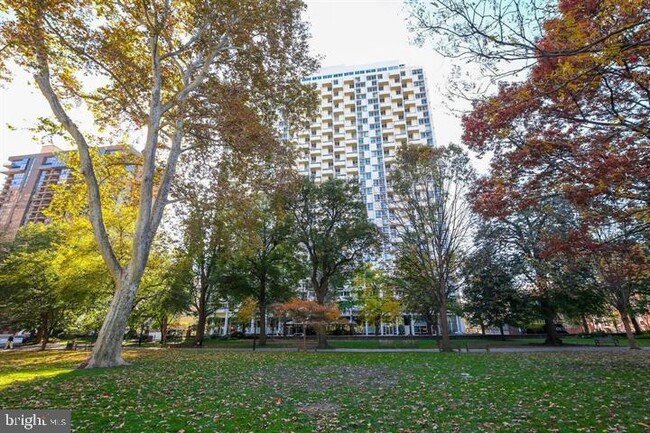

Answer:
[620,310,640,350]
[629,314,642,335]
[259,283,267,346]
[499,324,505,341]
[138,322,145,347]
[86,279,137,368]
[38,313,49,351]
[259,305,267,346]
[314,279,329,349]
[543,316,562,345]
[374,320,380,336]
[438,297,452,352]
[480,322,486,336]
[160,314,168,345]
[581,315,590,334]
[195,281,208,347]
[196,311,206,347]
[541,300,561,345]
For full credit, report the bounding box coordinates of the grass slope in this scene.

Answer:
[1,350,649,432]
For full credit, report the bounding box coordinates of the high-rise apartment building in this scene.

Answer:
[0,145,70,241]
[0,145,138,242]
[296,61,436,262]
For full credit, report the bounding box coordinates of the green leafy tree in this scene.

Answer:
[287,178,382,349]
[462,239,531,338]
[0,224,66,349]
[353,264,402,335]
[221,194,303,345]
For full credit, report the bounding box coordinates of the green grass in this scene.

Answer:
[1,349,649,432]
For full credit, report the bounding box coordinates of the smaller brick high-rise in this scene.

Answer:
[0,144,138,242]
[0,145,70,241]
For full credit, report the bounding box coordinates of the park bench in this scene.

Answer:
[65,341,94,351]
[437,341,490,353]
[296,339,318,352]
[437,341,463,353]
[378,339,418,349]
[594,335,619,346]
[463,342,490,353]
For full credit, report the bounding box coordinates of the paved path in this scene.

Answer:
[2,343,648,354]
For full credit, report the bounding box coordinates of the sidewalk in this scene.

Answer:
[2,343,648,354]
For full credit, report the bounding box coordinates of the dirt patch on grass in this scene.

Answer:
[298,402,341,414]
[264,365,399,393]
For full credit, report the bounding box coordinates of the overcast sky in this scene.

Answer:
[0,0,470,168]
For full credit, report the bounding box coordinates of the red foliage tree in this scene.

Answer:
[463,1,649,233]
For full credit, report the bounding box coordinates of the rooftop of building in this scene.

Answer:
[1,144,141,175]
[303,60,425,83]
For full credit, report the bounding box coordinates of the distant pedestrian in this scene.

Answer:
[4,334,14,350]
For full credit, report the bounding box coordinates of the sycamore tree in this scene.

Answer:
[391,143,475,352]
[46,149,180,339]
[287,178,382,349]
[0,0,317,367]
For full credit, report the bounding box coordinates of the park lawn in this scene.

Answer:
[1,350,649,433]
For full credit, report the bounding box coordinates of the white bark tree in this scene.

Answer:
[1,0,317,367]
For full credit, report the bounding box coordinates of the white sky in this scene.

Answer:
[0,0,475,169]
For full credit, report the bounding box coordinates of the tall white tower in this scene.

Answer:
[296,61,436,262]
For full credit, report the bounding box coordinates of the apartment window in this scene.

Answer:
[10,173,25,187]
[10,158,29,170]
[43,156,60,165]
